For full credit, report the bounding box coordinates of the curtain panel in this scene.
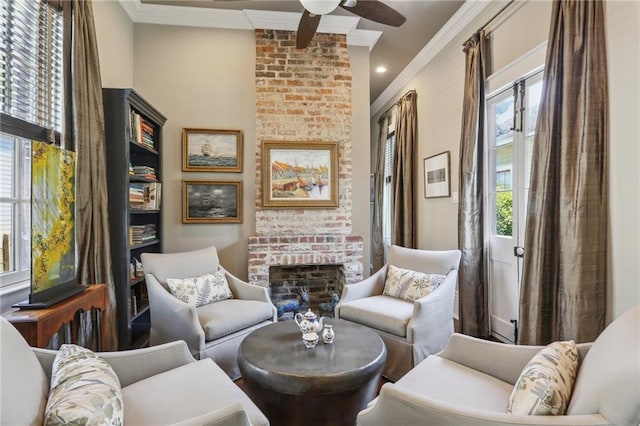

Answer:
[457,31,489,338]
[63,0,118,350]
[519,0,608,345]
[372,114,389,272]
[392,90,417,249]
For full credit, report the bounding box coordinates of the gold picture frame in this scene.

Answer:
[182,180,243,223]
[182,128,243,173]
[262,141,338,208]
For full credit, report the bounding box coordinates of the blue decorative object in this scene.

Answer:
[319,292,339,318]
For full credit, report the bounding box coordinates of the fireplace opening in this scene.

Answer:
[269,264,345,320]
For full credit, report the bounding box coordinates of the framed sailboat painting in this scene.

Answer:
[261,140,338,208]
[182,180,243,223]
[182,128,243,172]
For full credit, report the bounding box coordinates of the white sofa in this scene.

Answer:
[0,316,269,426]
[356,305,640,425]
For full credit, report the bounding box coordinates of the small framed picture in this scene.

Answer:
[182,180,242,224]
[424,151,451,198]
[182,128,243,173]
[261,140,338,208]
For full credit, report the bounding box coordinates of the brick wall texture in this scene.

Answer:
[254,29,353,235]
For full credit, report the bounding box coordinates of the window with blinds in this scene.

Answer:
[0,0,63,286]
[0,0,63,131]
[382,131,395,253]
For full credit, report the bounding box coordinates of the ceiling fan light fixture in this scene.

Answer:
[299,0,341,16]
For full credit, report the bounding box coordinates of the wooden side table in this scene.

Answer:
[2,284,108,350]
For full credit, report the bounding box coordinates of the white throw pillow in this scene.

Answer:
[44,344,123,426]
[383,264,446,302]
[507,340,578,415]
[166,270,233,307]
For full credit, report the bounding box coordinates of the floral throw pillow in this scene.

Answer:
[166,270,233,307]
[383,264,446,302]
[44,344,123,426]
[507,340,578,415]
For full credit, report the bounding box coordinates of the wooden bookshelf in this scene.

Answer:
[103,88,166,349]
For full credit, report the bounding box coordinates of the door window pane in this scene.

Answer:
[490,95,514,237]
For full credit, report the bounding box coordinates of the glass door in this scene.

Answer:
[486,71,543,343]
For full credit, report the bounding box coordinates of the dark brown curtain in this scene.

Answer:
[63,0,118,350]
[372,114,389,272]
[519,0,608,345]
[457,31,489,338]
[392,90,417,248]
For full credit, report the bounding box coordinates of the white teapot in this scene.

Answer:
[294,309,324,334]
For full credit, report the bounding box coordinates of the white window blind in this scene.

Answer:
[0,0,63,131]
[382,132,395,251]
[0,0,63,286]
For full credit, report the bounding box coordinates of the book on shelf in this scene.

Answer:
[129,182,161,210]
[129,183,145,205]
[129,224,157,245]
[129,109,156,150]
[132,165,157,181]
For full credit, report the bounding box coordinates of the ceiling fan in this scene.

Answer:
[296,0,406,49]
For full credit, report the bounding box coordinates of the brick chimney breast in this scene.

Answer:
[252,30,361,295]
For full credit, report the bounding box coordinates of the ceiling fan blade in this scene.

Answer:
[296,10,321,49]
[340,0,406,27]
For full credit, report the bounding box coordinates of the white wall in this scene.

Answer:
[372,0,640,319]
[605,0,640,319]
[131,24,256,279]
[349,46,372,277]
[93,0,134,88]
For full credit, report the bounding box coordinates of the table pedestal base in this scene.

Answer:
[242,372,382,426]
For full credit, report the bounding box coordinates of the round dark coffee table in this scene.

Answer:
[238,319,386,426]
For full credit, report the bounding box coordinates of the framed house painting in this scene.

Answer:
[182,180,243,223]
[182,128,243,173]
[423,151,451,198]
[261,141,338,208]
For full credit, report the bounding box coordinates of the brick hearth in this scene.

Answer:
[247,234,363,288]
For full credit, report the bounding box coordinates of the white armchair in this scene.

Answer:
[357,305,640,425]
[141,246,277,380]
[0,316,268,426]
[335,245,461,381]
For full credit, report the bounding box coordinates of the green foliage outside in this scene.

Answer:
[496,191,513,236]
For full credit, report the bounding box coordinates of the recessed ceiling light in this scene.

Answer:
[375,66,387,74]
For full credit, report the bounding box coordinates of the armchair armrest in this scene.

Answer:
[33,340,196,388]
[407,270,457,357]
[338,266,387,304]
[438,333,593,385]
[357,384,610,426]
[98,340,196,387]
[146,274,205,357]
[222,267,269,303]
[169,403,252,426]
[223,268,277,321]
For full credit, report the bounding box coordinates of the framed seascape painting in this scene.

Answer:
[183,180,243,224]
[261,141,338,208]
[182,128,243,173]
[424,151,451,198]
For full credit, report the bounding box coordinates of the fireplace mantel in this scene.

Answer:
[247,234,364,288]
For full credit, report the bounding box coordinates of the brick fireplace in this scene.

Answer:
[251,30,362,312]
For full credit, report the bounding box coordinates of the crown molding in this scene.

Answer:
[118,1,381,49]
[370,0,494,116]
[348,29,382,51]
